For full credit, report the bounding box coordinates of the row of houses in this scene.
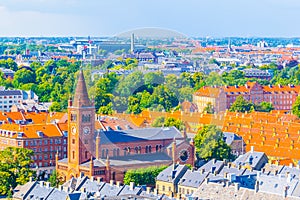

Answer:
[193,81,300,113]
[156,148,300,199]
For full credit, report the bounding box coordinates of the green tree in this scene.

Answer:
[229,96,254,113]
[98,102,113,115]
[164,117,185,131]
[292,96,300,118]
[151,116,165,127]
[12,68,36,87]
[48,170,62,187]
[123,166,167,186]
[203,102,215,114]
[255,101,274,112]
[49,102,62,112]
[0,147,35,195]
[194,125,232,160]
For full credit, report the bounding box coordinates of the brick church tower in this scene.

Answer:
[66,70,95,178]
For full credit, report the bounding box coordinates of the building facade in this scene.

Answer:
[193,82,300,112]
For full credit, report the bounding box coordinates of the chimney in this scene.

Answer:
[130,182,135,190]
[79,172,84,178]
[289,163,293,168]
[29,177,34,182]
[205,178,209,184]
[63,187,70,193]
[97,177,102,183]
[235,183,240,191]
[59,185,63,191]
[45,182,50,188]
[200,168,205,174]
[171,170,176,179]
[224,172,228,178]
[80,187,86,193]
[283,186,288,198]
[110,180,114,186]
[255,181,259,193]
[40,181,44,187]
[116,181,121,187]
[146,187,151,194]
[154,189,158,195]
[90,176,94,182]
[251,146,254,153]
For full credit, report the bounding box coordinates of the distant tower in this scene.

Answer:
[131,33,135,53]
[227,38,232,53]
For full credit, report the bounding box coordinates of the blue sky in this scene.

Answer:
[0,0,299,37]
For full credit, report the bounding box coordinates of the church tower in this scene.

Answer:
[67,70,95,178]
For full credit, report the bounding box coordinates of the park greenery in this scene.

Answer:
[0,57,298,115]
[151,117,185,130]
[194,125,233,161]
[0,147,35,195]
[123,165,167,186]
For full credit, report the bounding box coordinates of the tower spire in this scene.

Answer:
[73,70,91,107]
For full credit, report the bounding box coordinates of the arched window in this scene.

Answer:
[159,145,162,152]
[127,147,131,155]
[145,146,149,153]
[102,149,105,158]
[149,146,152,153]
[85,151,88,159]
[106,149,109,157]
[113,149,116,157]
[72,151,75,159]
[117,148,120,156]
[138,146,141,154]
[124,147,127,156]
[156,145,159,152]
[135,147,139,154]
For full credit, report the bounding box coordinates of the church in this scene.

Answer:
[56,70,195,182]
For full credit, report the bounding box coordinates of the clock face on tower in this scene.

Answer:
[83,127,90,135]
[179,149,189,162]
[71,126,77,135]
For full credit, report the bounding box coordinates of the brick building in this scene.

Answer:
[56,70,195,183]
[193,82,300,112]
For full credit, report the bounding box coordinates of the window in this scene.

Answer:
[162,186,165,191]
[44,140,48,145]
[18,141,21,146]
[84,139,88,144]
[85,151,88,159]
[72,139,75,144]
[71,114,77,122]
[72,151,75,159]
[82,114,91,123]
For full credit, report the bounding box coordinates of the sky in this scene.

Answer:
[0,0,300,37]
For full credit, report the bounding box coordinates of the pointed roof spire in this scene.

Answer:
[73,70,91,107]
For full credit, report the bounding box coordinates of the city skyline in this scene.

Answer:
[0,0,300,37]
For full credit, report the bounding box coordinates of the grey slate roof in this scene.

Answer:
[13,181,36,200]
[280,166,300,179]
[118,185,142,196]
[198,159,225,174]
[257,173,300,198]
[0,90,22,96]
[46,188,68,200]
[100,127,182,144]
[156,164,188,184]
[23,182,54,200]
[178,170,209,188]
[223,132,242,145]
[233,150,268,170]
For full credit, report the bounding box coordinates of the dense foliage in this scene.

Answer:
[151,117,185,130]
[0,147,35,195]
[123,165,167,186]
[194,125,233,160]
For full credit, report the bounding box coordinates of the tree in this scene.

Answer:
[194,125,232,160]
[255,101,274,112]
[49,102,62,112]
[151,116,165,127]
[12,68,36,87]
[48,170,62,187]
[229,96,254,113]
[292,96,300,118]
[203,102,215,114]
[0,147,35,195]
[98,102,113,115]
[123,165,167,186]
[164,117,185,131]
